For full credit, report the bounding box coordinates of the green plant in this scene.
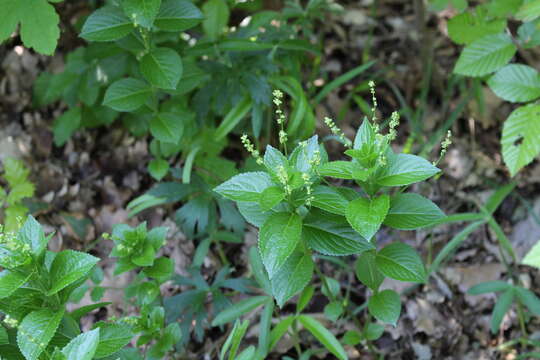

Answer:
[212,89,447,358]
[435,0,540,175]
[0,158,35,233]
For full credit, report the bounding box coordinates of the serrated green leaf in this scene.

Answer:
[271,251,313,307]
[368,290,401,325]
[346,194,389,240]
[215,172,273,202]
[103,78,151,112]
[487,64,540,102]
[149,113,183,144]
[154,0,204,31]
[491,288,514,333]
[140,47,183,90]
[383,193,445,230]
[259,212,302,278]
[501,104,540,176]
[53,107,82,146]
[48,250,99,295]
[0,270,30,299]
[3,158,30,186]
[311,185,348,215]
[62,328,100,360]
[355,251,385,291]
[17,215,48,258]
[81,6,133,41]
[375,242,426,283]
[212,296,270,327]
[297,315,348,360]
[17,309,64,360]
[523,240,540,269]
[6,182,34,206]
[516,1,540,22]
[94,322,133,358]
[259,186,285,212]
[454,33,517,77]
[375,154,440,186]
[123,0,161,28]
[202,0,229,41]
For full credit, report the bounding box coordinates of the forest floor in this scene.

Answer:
[1,0,539,359]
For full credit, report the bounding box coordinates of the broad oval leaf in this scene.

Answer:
[140,47,183,90]
[447,12,506,45]
[259,212,302,278]
[212,296,270,327]
[501,104,540,176]
[375,242,426,283]
[453,33,517,77]
[487,64,540,102]
[17,309,65,360]
[516,1,540,22]
[122,0,161,28]
[214,172,273,202]
[383,193,445,230]
[375,154,440,186]
[48,250,100,295]
[346,194,389,240]
[80,6,133,42]
[149,112,183,144]
[271,251,314,307]
[94,322,133,358]
[355,251,385,291]
[297,315,348,360]
[62,328,100,360]
[367,289,401,326]
[103,78,151,112]
[155,0,204,32]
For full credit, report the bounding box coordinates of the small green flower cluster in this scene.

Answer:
[241,134,263,165]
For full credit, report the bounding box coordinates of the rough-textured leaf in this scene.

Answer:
[259,212,302,278]
[501,104,540,176]
[17,309,64,360]
[149,112,183,144]
[311,186,348,215]
[318,161,353,179]
[103,78,151,112]
[48,250,99,295]
[154,0,204,31]
[94,322,133,358]
[297,315,348,360]
[368,290,401,326]
[0,270,30,299]
[346,195,389,240]
[375,154,440,186]
[140,47,183,90]
[355,251,385,291]
[259,186,285,212]
[454,33,517,77]
[215,172,273,202]
[487,64,540,102]
[375,242,426,283]
[123,0,161,28]
[62,328,100,360]
[271,251,314,307]
[81,6,133,41]
[383,193,445,230]
[523,240,540,269]
[212,296,270,327]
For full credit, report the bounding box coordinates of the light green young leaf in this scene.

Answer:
[491,288,514,333]
[259,186,285,212]
[122,0,161,28]
[212,296,270,327]
[53,107,82,146]
[487,64,540,103]
[6,182,33,206]
[318,161,353,180]
[447,12,506,45]
[94,322,134,358]
[346,195,389,240]
[516,1,540,22]
[220,320,248,360]
[263,145,288,174]
[80,6,133,41]
[297,315,348,360]
[214,172,273,202]
[148,158,169,181]
[0,0,60,55]
[368,289,401,326]
[103,78,152,112]
[140,47,183,90]
[375,154,440,186]
[48,250,100,295]
[62,328,100,360]
[143,256,174,281]
[324,301,343,322]
[297,285,315,313]
[17,215,48,258]
[523,240,540,269]
[154,0,204,32]
[235,346,256,360]
[453,33,517,77]
[17,309,64,360]
[383,193,445,230]
[150,113,183,144]
[375,242,426,283]
[269,316,295,351]
[271,251,314,307]
[353,119,375,149]
[202,0,229,41]
[3,158,30,186]
[259,212,302,278]
[311,185,348,215]
[0,270,31,299]
[501,104,540,176]
[355,251,385,291]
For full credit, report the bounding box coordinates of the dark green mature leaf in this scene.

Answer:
[501,104,540,176]
[155,0,204,32]
[355,251,384,291]
[54,107,82,146]
[48,250,99,295]
[318,161,353,179]
[368,290,401,326]
[297,315,348,360]
[123,0,161,28]
[487,64,540,103]
[364,323,385,341]
[0,270,30,299]
[140,48,183,90]
[259,186,285,212]
[383,193,445,230]
[212,296,270,326]
[17,309,64,360]
[202,0,229,40]
[491,288,514,333]
[80,6,133,41]
[271,251,314,307]
[514,287,540,316]
[346,195,389,240]
[375,242,426,283]
[94,322,133,358]
[62,328,100,360]
[311,186,348,215]
[150,112,183,144]
[215,172,273,202]
[454,33,517,77]
[303,211,374,256]
[103,78,151,112]
[375,154,440,186]
[468,281,511,295]
[259,212,302,278]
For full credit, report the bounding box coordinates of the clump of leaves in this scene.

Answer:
[0,158,35,233]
